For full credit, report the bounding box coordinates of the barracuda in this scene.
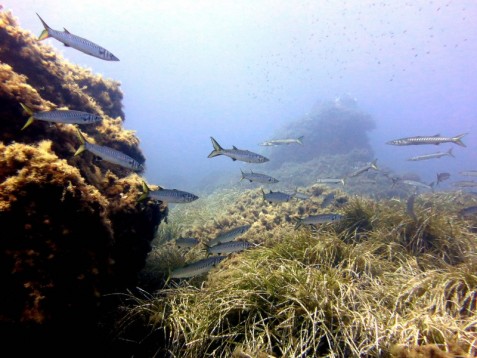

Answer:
[407,147,454,161]
[206,241,254,255]
[294,213,343,229]
[240,169,278,184]
[170,256,226,279]
[137,181,199,203]
[36,13,119,61]
[386,133,467,147]
[20,103,102,130]
[74,128,144,171]
[208,137,269,163]
[259,136,304,146]
[206,224,251,247]
[347,159,378,178]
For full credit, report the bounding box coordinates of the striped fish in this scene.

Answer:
[20,103,101,130]
[261,188,295,204]
[347,159,378,178]
[386,133,467,147]
[401,179,434,191]
[294,213,343,229]
[137,181,198,203]
[208,137,269,163]
[240,169,278,184]
[74,128,144,171]
[207,224,251,247]
[207,241,254,255]
[36,13,119,61]
[316,178,345,185]
[170,256,226,279]
[175,237,199,248]
[407,147,454,161]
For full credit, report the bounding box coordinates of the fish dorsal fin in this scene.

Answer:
[64,28,71,34]
[433,134,440,137]
[233,146,238,150]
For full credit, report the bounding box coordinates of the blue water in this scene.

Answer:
[5,1,477,191]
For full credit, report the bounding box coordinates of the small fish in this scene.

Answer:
[436,172,451,185]
[36,13,119,61]
[386,133,467,147]
[453,181,477,188]
[316,178,345,185]
[170,256,226,279]
[347,159,378,178]
[206,241,254,255]
[321,192,335,208]
[137,181,198,203]
[74,128,144,171]
[407,147,455,161]
[458,205,477,218]
[293,191,310,200]
[401,179,434,191]
[259,136,304,146]
[20,103,101,130]
[207,224,251,247]
[240,169,278,184]
[459,170,477,177]
[261,188,294,204]
[294,213,343,229]
[208,137,269,163]
[406,193,418,222]
[175,237,199,248]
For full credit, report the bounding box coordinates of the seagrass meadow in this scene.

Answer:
[115,185,477,357]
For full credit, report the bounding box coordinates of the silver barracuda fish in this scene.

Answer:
[407,147,454,161]
[259,136,304,146]
[294,213,343,229]
[240,169,278,184]
[316,178,345,185]
[386,133,467,147]
[401,179,434,191]
[36,13,119,61]
[347,159,378,178]
[453,180,477,188]
[170,255,226,279]
[20,103,101,130]
[137,181,199,203]
[206,241,254,255]
[207,224,251,247]
[208,137,269,163]
[459,170,477,177]
[175,237,199,249]
[261,188,295,204]
[74,129,144,171]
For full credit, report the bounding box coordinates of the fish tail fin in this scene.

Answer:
[36,13,51,40]
[240,168,244,181]
[208,137,223,158]
[294,218,303,230]
[137,180,151,202]
[453,133,467,147]
[20,103,35,130]
[73,128,88,156]
[297,135,304,144]
[341,178,346,186]
[430,181,435,193]
[370,159,378,170]
[448,147,455,157]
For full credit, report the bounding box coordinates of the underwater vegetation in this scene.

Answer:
[0,10,166,355]
[118,180,477,357]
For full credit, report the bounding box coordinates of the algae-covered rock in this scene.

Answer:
[0,10,165,355]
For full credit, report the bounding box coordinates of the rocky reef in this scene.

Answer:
[263,96,376,169]
[0,10,166,355]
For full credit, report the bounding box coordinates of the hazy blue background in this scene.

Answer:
[4,0,477,192]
